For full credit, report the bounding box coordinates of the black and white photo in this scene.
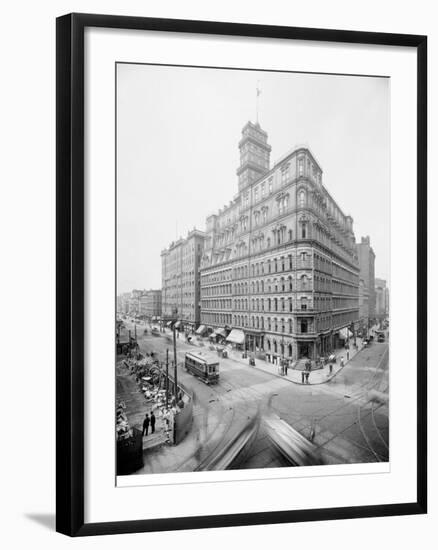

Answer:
[116,63,390,477]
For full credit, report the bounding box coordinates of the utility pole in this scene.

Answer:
[165,349,169,409]
[173,325,178,404]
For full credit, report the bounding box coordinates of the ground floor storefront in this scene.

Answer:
[237,328,355,362]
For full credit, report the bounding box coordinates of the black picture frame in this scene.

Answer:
[56,12,427,537]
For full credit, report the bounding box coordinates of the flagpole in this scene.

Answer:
[256,82,260,123]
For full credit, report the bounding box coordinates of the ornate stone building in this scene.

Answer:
[199,121,359,362]
[161,229,206,329]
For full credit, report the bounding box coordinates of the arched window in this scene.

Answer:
[301,221,307,239]
[274,340,278,353]
[288,343,293,357]
[267,339,271,351]
[289,229,293,241]
[288,318,293,333]
[289,276,293,291]
[301,275,307,290]
[274,298,278,311]
[298,189,306,208]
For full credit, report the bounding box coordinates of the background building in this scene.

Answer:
[358,278,369,334]
[356,236,376,324]
[161,229,206,329]
[139,289,162,319]
[375,278,389,319]
[199,121,359,362]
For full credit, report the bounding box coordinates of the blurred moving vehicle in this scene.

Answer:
[195,415,259,471]
[376,331,385,342]
[264,416,322,466]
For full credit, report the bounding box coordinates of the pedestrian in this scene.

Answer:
[301,371,305,384]
[340,357,345,368]
[142,413,150,437]
[150,411,156,434]
[284,362,288,376]
[329,363,333,375]
[347,350,350,360]
[305,371,310,384]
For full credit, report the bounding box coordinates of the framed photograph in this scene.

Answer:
[56,13,427,536]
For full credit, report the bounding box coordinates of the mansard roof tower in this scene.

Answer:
[236,121,271,192]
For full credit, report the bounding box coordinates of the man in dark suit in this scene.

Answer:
[150,412,156,434]
[142,413,150,437]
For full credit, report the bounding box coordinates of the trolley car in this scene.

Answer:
[184,352,219,384]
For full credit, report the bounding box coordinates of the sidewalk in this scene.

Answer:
[223,339,364,386]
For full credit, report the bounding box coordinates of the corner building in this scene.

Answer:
[200,121,359,362]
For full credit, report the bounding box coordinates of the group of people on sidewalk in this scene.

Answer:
[142,411,156,437]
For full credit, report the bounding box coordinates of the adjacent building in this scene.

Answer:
[356,236,376,324]
[358,278,369,333]
[199,121,360,362]
[139,289,162,319]
[375,278,389,319]
[161,229,206,329]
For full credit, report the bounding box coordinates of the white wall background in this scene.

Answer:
[0,0,435,548]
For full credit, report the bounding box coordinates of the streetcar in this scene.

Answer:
[184,352,220,384]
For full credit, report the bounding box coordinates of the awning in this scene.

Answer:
[216,328,228,338]
[209,331,217,339]
[196,325,207,335]
[339,328,353,339]
[226,329,245,344]
[166,321,172,327]
[174,321,181,329]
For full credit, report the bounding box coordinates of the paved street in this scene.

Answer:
[119,320,389,473]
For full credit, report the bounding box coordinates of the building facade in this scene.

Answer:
[199,121,360,362]
[139,289,162,319]
[375,278,389,319]
[356,236,376,323]
[358,278,369,333]
[161,229,206,328]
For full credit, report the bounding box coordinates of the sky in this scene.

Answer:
[117,63,390,293]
